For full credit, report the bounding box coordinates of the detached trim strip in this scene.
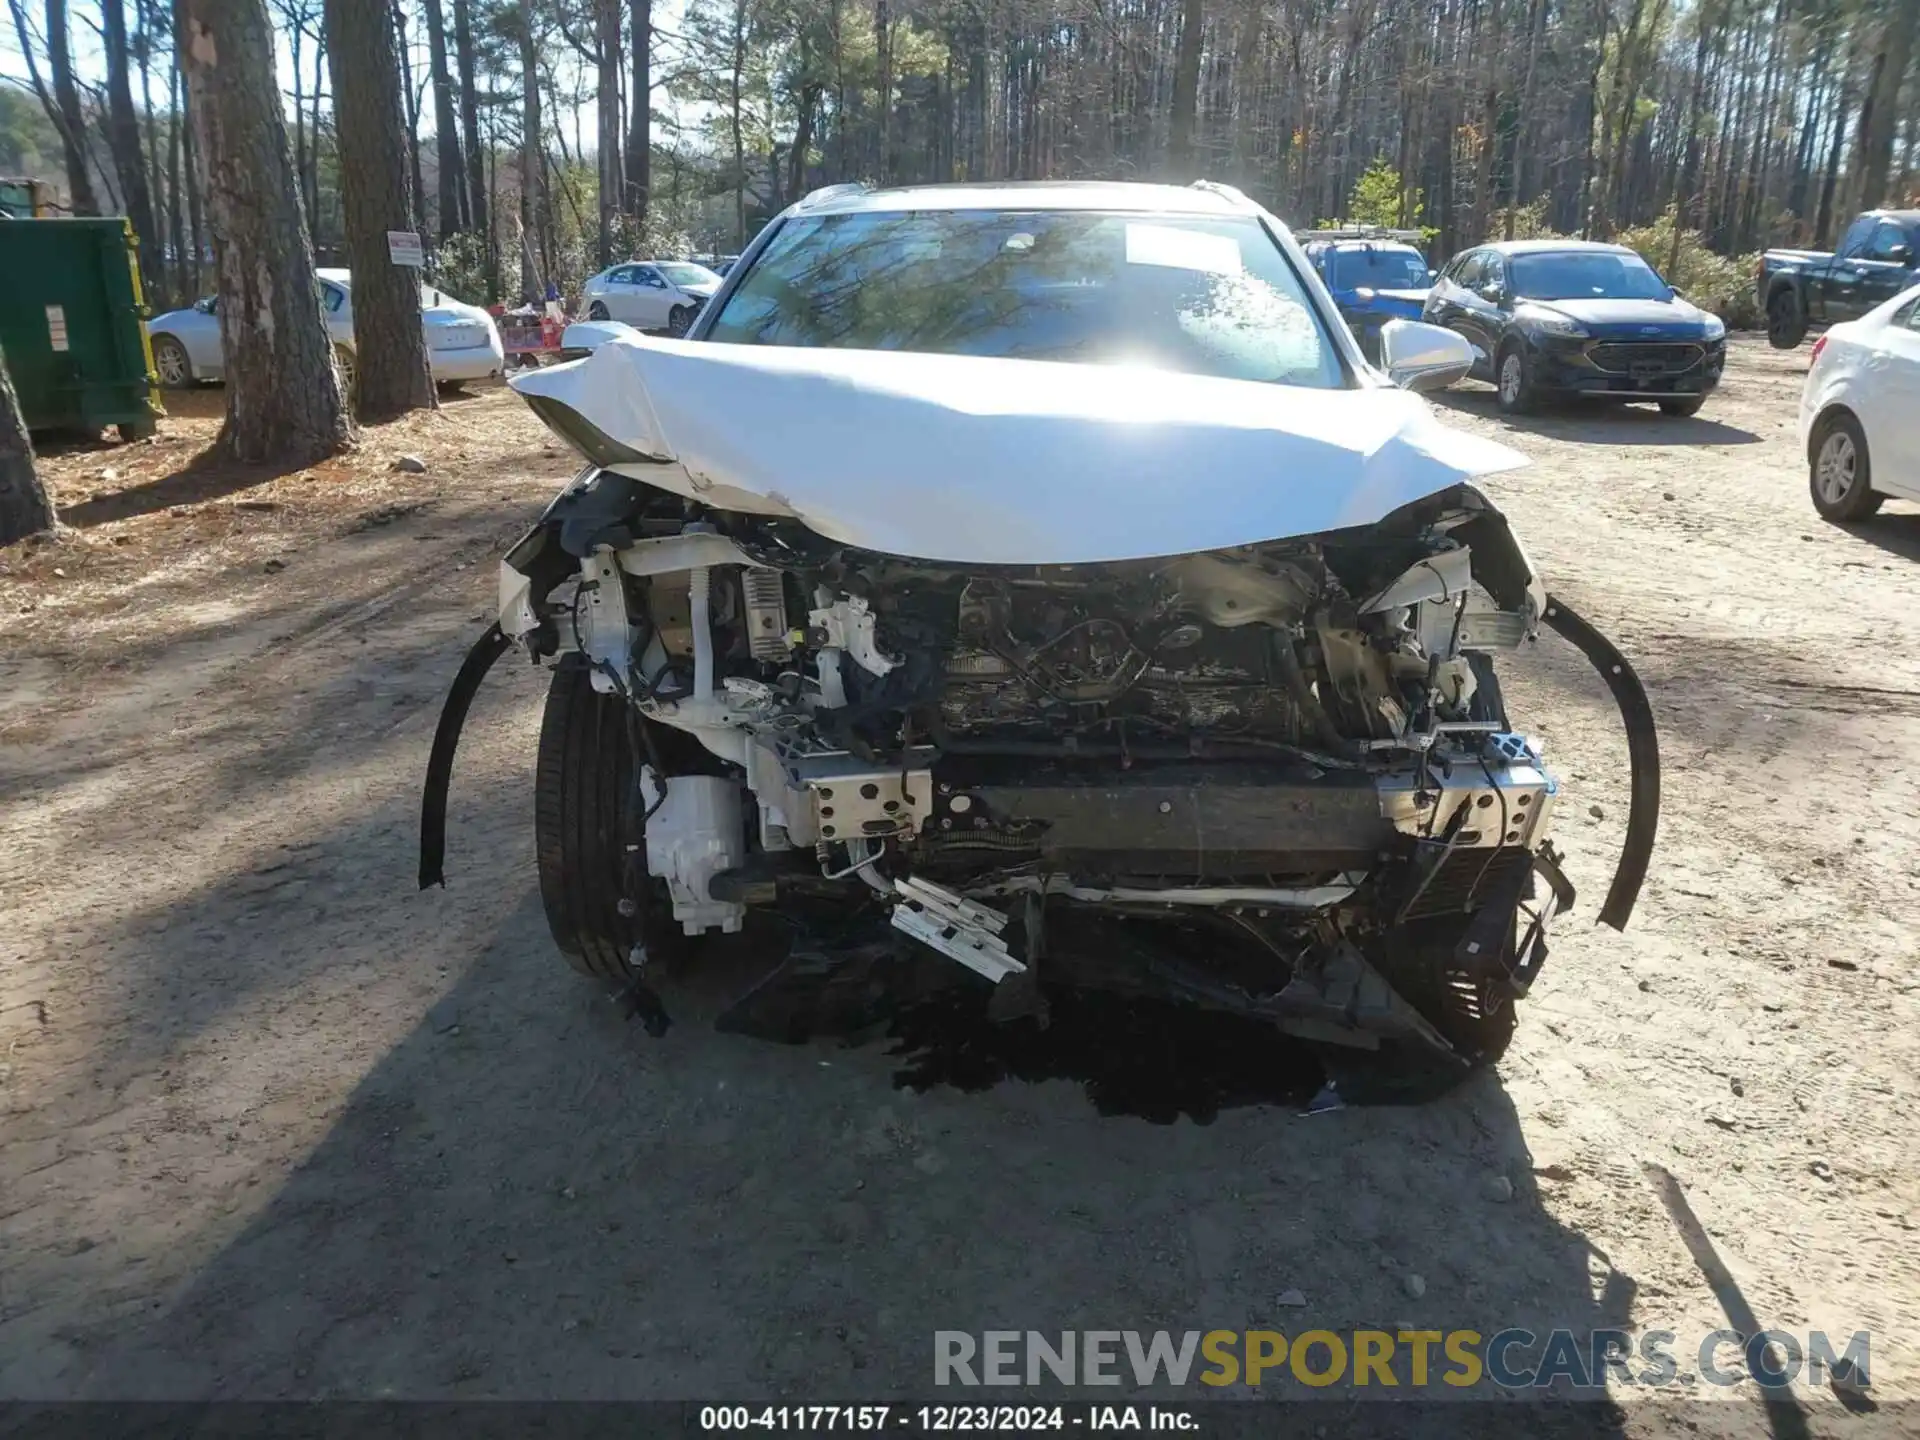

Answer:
[1541,596,1660,931]
[419,622,513,889]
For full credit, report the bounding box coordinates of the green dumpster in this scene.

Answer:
[0,216,162,440]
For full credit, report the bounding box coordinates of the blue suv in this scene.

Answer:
[1303,230,1437,362]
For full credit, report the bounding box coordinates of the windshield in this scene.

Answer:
[658,262,720,288]
[1331,248,1430,290]
[1510,251,1671,301]
[703,209,1343,389]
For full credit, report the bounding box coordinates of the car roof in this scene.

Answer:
[1317,238,1424,252]
[1469,239,1636,257]
[789,180,1260,218]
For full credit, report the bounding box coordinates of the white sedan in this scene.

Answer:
[1801,281,1920,521]
[581,261,721,335]
[146,268,505,391]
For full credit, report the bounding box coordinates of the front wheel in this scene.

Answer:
[667,304,694,338]
[1494,342,1539,415]
[1767,288,1807,349]
[1658,397,1705,417]
[333,344,357,399]
[588,301,611,321]
[1808,411,1883,522]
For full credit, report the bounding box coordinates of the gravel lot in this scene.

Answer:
[2,340,1917,1435]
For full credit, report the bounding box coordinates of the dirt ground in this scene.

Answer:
[2,342,1918,1433]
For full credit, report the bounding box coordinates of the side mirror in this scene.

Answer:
[1477,282,1506,305]
[1379,319,1474,392]
[1427,268,1439,282]
[1889,244,1914,266]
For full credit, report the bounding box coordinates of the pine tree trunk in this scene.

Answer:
[732,0,747,242]
[626,0,651,224]
[788,80,819,199]
[1167,0,1203,175]
[166,61,185,298]
[102,0,161,286]
[290,21,311,227]
[519,0,542,299]
[1671,0,1714,260]
[1816,72,1851,249]
[0,348,54,547]
[452,0,487,246]
[139,0,164,296]
[307,34,326,238]
[874,0,890,182]
[391,1,427,233]
[596,0,622,264]
[422,0,464,237]
[182,76,206,295]
[44,0,100,214]
[1856,0,1916,213]
[180,0,351,463]
[326,0,435,421]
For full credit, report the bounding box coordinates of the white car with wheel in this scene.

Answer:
[146,269,505,391]
[581,261,722,335]
[1802,281,1920,521]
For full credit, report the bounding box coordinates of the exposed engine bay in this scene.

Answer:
[423,460,1660,1078]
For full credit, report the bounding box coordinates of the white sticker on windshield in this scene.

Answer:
[1124,223,1243,276]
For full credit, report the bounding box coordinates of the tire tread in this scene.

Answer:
[534,659,635,981]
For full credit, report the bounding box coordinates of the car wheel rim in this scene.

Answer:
[156,346,186,385]
[337,351,355,391]
[1500,355,1521,404]
[1816,432,1856,504]
[670,308,690,337]
[590,304,608,320]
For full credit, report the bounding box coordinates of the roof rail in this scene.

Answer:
[796,182,870,210]
[1189,179,1254,208]
[1297,225,1425,244]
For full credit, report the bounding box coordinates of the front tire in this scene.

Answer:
[588,301,611,321]
[668,304,694,337]
[1658,397,1705,417]
[536,658,638,981]
[1767,288,1807,349]
[1494,341,1539,415]
[1808,411,1882,522]
[334,344,357,399]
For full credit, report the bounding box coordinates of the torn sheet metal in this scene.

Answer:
[509,333,1528,567]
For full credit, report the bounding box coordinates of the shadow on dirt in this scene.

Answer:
[55,445,322,529]
[65,879,1642,1419]
[49,823,1635,1427]
[1434,387,1762,447]
[1833,509,1920,566]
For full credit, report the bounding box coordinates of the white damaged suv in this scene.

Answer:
[422,181,1660,1088]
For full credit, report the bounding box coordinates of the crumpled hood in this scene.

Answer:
[511,334,1528,567]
